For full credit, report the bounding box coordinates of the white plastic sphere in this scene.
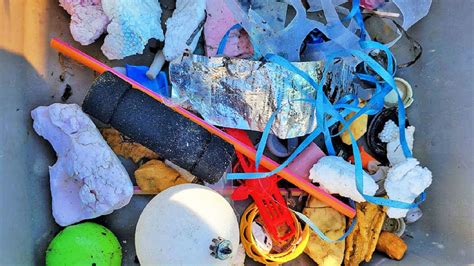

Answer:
[135,184,239,265]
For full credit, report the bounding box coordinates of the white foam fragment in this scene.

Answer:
[59,0,110,45]
[379,120,415,166]
[385,158,432,218]
[163,0,206,61]
[101,0,164,60]
[31,104,133,226]
[309,156,378,202]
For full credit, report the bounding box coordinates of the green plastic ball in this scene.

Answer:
[46,222,122,266]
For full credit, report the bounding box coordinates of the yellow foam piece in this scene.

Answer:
[303,197,346,266]
[339,101,368,145]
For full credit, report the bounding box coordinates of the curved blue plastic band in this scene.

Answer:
[227,98,354,180]
[255,112,277,169]
[216,23,243,56]
[341,0,367,41]
[292,200,357,242]
[342,0,360,21]
[348,49,412,158]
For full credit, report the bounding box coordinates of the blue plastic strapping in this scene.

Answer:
[216,23,242,56]
[292,200,357,243]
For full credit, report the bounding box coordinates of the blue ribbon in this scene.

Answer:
[216,23,242,56]
[293,200,357,242]
[342,0,368,42]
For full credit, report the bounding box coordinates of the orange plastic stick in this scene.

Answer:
[50,38,355,218]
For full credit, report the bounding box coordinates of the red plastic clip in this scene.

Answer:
[226,129,296,242]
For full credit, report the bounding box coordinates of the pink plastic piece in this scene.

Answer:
[204,0,253,58]
[287,142,326,180]
[360,0,386,10]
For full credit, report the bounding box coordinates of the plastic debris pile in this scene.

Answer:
[38,0,434,264]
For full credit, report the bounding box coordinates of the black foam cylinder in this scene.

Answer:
[82,71,235,184]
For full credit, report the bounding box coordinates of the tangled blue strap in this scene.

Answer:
[227,94,356,180]
[228,51,424,209]
[220,0,425,242]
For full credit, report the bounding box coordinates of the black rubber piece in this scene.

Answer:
[366,107,410,164]
[110,89,209,170]
[82,71,130,124]
[191,135,234,184]
[83,71,235,184]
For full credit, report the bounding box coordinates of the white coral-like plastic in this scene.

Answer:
[101,0,164,60]
[163,0,206,61]
[385,158,432,218]
[59,0,110,45]
[31,104,133,226]
[379,120,415,166]
[309,156,378,202]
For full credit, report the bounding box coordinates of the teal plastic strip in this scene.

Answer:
[292,200,357,242]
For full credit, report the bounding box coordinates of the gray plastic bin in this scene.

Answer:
[0,0,472,265]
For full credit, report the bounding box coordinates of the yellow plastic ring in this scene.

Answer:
[240,203,310,265]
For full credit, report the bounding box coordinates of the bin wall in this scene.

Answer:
[0,0,472,265]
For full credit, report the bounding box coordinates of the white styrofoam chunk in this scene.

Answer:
[31,103,133,226]
[101,0,164,60]
[163,0,206,61]
[59,0,110,45]
[385,158,432,218]
[379,120,415,166]
[309,156,378,202]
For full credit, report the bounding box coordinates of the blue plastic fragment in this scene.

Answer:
[125,65,169,97]
[305,29,325,45]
